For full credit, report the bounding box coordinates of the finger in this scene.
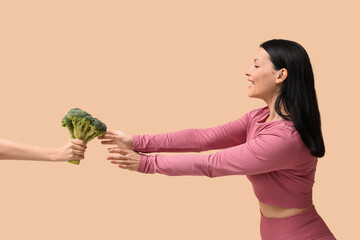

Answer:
[99,134,115,140]
[98,131,111,139]
[107,147,118,151]
[107,155,127,160]
[118,164,128,169]
[71,144,87,151]
[110,160,134,165]
[101,140,116,145]
[73,154,85,160]
[71,139,87,147]
[109,158,138,164]
[73,149,85,156]
[98,134,110,140]
[108,148,133,154]
[118,164,134,169]
[107,154,140,162]
[118,164,137,171]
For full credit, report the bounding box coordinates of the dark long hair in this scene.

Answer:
[260,39,325,158]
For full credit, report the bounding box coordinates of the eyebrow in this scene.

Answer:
[254,58,262,64]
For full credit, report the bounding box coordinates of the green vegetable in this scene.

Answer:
[61,108,107,165]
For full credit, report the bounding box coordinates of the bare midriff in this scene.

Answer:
[259,201,314,218]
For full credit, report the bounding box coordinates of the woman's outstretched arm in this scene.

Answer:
[100,111,251,153]
[133,117,248,153]
[0,139,87,161]
[106,126,302,176]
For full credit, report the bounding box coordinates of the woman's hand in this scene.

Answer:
[98,130,133,150]
[54,139,87,161]
[107,148,142,171]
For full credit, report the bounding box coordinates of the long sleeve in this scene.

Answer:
[132,112,250,153]
[137,127,301,177]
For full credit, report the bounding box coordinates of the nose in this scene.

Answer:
[245,67,252,77]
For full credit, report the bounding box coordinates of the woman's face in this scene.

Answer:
[245,48,284,102]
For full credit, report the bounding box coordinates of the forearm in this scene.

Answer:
[133,129,214,153]
[138,153,212,176]
[133,119,247,153]
[0,139,57,161]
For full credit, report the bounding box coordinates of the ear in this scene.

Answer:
[275,68,288,84]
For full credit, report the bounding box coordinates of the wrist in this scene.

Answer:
[123,135,134,149]
[129,136,134,149]
[50,148,60,161]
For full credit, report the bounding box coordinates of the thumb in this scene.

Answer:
[108,148,133,154]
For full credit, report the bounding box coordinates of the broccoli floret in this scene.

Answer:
[82,118,107,143]
[61,115,75,139]
[68,113,92,140]
[61,108,107,165]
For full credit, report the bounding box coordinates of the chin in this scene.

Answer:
[248,92,256,98]
[248,93,262,100]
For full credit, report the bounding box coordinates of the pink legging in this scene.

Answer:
[260,206,336,239]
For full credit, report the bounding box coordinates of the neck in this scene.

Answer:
[264,95,285,122]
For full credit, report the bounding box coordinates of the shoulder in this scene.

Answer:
[255,125,302,164]
[254,119,301,152]
[249,106,269,116]
[260,120,300,142]
[262,123,315,168]
[245,106,269,121]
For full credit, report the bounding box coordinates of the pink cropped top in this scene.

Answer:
[133,106,317,208]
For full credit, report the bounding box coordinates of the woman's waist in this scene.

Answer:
[259,201,314,218]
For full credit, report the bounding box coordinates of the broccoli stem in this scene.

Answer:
[68,159,80,165]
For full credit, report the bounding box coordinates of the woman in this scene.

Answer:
[100,39,336,239]
[0,139,87,161]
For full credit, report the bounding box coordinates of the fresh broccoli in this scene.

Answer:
[61,108,107,165]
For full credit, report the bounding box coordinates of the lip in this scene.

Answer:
[248,79,254,89]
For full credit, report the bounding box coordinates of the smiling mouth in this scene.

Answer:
[248,80,255,85]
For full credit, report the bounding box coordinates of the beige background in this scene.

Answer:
[0,0,358,239]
